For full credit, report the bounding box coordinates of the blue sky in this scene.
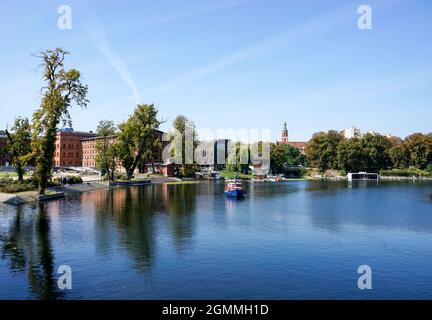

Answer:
[0,0,431,141]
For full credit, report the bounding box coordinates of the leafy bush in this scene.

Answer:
[116,173,128,181]
[427,164,432,173]
[53,176,83,185]
[47,180,62,187]
[380,168,431,177]
[0,178,36,193]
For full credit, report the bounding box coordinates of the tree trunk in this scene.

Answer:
[38,183,46,196]
[126,169,133,181]
[17,164,24,184]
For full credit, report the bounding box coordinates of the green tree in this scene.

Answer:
[270,143,307,174]
[117,104,162,180]
[172,115,199,177]
[337,137,364,173]
[224,142,250,174]
[361,133,392,172]
[5,117,32,183]
[404,133,432,169]
[95,120,118,181]
[305,130,344,171]
[31,48,88,195]
[389,144,409,169]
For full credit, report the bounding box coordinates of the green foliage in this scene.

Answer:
[53,176,83,184]
[270,143,307,174]
[403,133,432,169]
[95,120,118,181]
[388,133,432,169]
[338,133,392,172]
[361,133,392,171]
[171,115,200,177]
[220,171,254,179]
[380,168,431,177]
[224,142,250,174]
[115,172,128,181]
[427,164,432,173]
[31,48,88,195]
[5,117,32,183]
[0,178,36,193]
[389,144,409,169]
[306,131,393,173]
[117,104,162,180]
[305,130,344,171]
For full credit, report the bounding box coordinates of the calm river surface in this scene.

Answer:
[1,180,432,300]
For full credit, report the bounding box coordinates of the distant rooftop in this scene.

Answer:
[58,128,97,136]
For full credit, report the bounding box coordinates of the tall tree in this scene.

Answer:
[337,138,364,173]
[404,133,432,169]
[225,142,250,174]
[172,115,199,177]
[117,104,162,180]
[5,117,32,183]
[361,133,392,172]
[270,143,307,174]
[95,120,118,181]
[305,130,344,171]
[31,48,88,195]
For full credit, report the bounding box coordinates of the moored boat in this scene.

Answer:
[224,180,245,198]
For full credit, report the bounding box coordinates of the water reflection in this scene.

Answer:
[1,181,431,300]
[0,204,63,300]
[89,184,198,271]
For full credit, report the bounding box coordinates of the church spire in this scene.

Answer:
[281,122,288,143]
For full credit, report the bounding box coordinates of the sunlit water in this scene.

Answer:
[0,180,432,300]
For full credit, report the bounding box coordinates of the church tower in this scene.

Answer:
[281,122,288,144]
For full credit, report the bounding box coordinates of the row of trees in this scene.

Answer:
[95,104,163,182]
[270,143,307,174]
[305,130,432,173]
[1,48,169,194]
[95,113,201,181]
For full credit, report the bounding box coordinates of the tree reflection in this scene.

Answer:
[0,203,63,300]
[93,187,156,272]
[164,184,197,250]
[92,184,198,272]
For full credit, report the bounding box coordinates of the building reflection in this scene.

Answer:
[0,204,63,300]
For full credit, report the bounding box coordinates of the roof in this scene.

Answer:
[57,129,97,137]
[287,141,307,149]
[81,135,117,142]
[277,141,308,149]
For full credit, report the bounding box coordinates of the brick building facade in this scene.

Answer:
[0,131,11,166]
[53,128,97,167]
[82,129,166,170]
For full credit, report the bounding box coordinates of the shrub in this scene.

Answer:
[0,179,36,193]
[380,168,431,177]
[427,164,432,173]
[68,176,83,184]
[53,176,83,185]
[116,173,128,181]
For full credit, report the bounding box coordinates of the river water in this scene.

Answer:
[0,180,431,299]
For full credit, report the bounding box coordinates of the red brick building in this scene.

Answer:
[82,135,117,168]
[0,131,11,166]
[81,129,169,173]
[53,128,97,167]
